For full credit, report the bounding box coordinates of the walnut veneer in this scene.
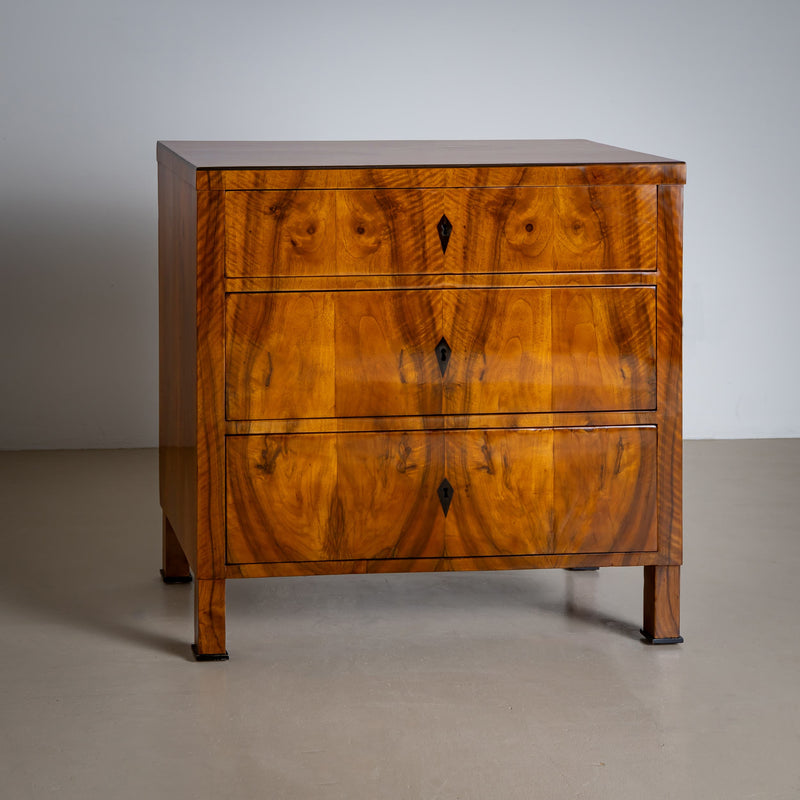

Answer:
[157,139,685,659]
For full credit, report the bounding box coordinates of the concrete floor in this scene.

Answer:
[0,441,798,799]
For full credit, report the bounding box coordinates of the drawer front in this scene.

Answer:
[225,426,657,565]
[444,426,658,557]
[226,432,445,564]
[451,186,656,272]
[224,186,656,277]
[226,287,655,420]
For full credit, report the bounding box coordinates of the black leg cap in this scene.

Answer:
[160,569,192,584]
[640,629,684,645]
[191,644,229,661]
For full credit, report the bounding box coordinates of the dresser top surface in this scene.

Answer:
[157,139,683,171]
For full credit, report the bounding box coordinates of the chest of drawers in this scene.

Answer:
[157,140,685,660]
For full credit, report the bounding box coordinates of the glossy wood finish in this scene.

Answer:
[226,550,665,579]
[226,291,336,420]
[227,426,655,565]
[157,165,198,571]
[226,432,444,563]
[224,270,657,294]
[194,579,227,658]
[157,138,683,177]
[196,188,227,582]
[642,565,682,641]
[225,190,335,278]
[451,187,656,272]
[225,410,656,436]
[211,164,685,191]
[337,190,443,275]
[221,186,656,278]
[157,140,684,657]
[656,185,684,565]
[226,287,654,421]
[161,513,191,581]
[444,426,656,558]
[445,287,656,415]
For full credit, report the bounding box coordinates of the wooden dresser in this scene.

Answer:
[157,140,685,660]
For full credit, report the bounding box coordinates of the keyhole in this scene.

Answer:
[440,348,447,361]
[442,487,449,499]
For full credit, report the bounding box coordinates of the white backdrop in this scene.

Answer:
[1,0,798,448]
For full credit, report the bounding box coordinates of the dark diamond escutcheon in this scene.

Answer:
[435,337,452,377]
[437,478,454,517]
[437,214,453,253]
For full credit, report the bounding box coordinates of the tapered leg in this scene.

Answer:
[161,513,192,583]
[642,565,684,644]
[192,578,229,660]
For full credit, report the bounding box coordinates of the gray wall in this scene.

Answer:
[2,0,798,449]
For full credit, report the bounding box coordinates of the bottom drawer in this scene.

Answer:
[225,426,657,565]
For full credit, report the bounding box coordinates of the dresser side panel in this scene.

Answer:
[196,189,227,579]
[158,164,198,570]
[656,185,684,564]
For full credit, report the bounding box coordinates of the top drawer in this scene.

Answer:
[224,186,657,277]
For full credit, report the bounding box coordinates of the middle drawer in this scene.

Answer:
[225,287,656,420]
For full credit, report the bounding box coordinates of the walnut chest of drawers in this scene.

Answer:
[157,139,685,660]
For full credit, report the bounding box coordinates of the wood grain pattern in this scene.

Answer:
[642,565,682,640]
[656,185,684,565]
[224,270,656,294]
[334,290,442,417]
[157,164,198,571]
[450,187,656,273]
[226,432,444,564]
[337,190,443,275]
[158,140,684,655]
[553,187,656,271]
[225,410,656,436]
[225,190,335,277]
[445,288,552,414]
[226,292,335,420]
[162,513,191,580]
[208,164,685,190]
[444,427,656,558]
[551,427,657,553]
[226,290,442,420]
[227,550,665,579]
[226,287,654,421]
[195,189,227,580]
[445,287,655,415]
[227,426,656,565]
[194,578,226,657]
[444,430,554,557]
[223,185,656,279]
[549,287,656,411]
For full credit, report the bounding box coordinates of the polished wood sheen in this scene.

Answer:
[222,185,656,278]
[226,432,444,563]
[451,187,656,272]
[227,426,655,564]
[445,287,655,415]
[445,427,657,557]
[337,190,443,275]
[157,140,685,658]
[161,513,191,581]
[225,190,335,278]
[642,565,682,641]
[225,287,655,420]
